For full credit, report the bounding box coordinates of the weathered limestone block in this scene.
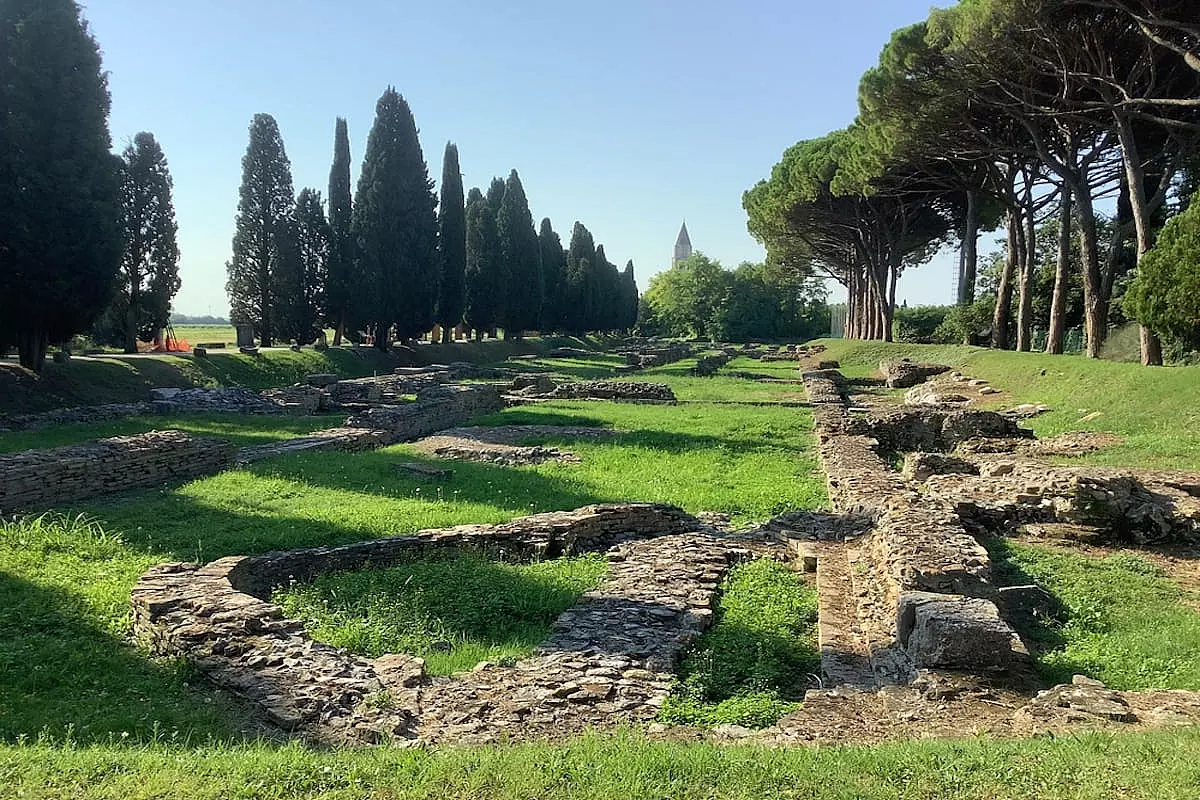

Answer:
[903,383,968,407]
[897,591,1018,670]
[880,359,952,388]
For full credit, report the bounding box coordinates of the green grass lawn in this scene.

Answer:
[7,345,1200,797]
[275,552,608,675]
[0,413,347,453]
[989,538,1200,690]
[660,559,819,727]
[814,339,1200,470]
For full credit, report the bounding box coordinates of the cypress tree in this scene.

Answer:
[0,0,122,371]
[278,187,329,344]
[325,118,353,344]
[564,222,597,333]
[436,142,466,343]
[464,187,501,340]
[225,113,295,347]
[621,260,639,331]
[496,170,543,339]
[112,132,180,354]
[594,244,619,331]
[351,87,438,348]
[537,218,566,332]
[485,177,506,213]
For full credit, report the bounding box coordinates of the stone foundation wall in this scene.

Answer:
[800,368,1019,679]
[0,430,236,515]
[344,384,504,443]
[130,504,717,744]
[226,503,700,598]
[550,381,677,404]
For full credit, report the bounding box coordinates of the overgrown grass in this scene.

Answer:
[988,538,1200,690]
[0,412,346,453]
[660,559,819,728]
[274,552,607,675]
[814,339,1200,470]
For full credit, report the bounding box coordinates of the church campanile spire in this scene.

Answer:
[673,220,693,265]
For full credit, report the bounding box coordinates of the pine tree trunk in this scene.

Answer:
[992,213,1017,349]
[1114,116,1165,367]
[124,305,139,354]
[1075,191,1107,358]
[1016,201,1036,352]
[959,190,979,305]
[1046,189,1073,354]
[441,326,452,344]
[332,318,344,347]
[17,328,49,372]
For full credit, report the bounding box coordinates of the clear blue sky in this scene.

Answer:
[84,0,959,317]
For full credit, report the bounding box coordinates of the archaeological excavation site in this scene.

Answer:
[6,340,1199,753]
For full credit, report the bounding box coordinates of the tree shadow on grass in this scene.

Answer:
[469,408,617,430]
[0,571,252,745]
[74,451,607,563]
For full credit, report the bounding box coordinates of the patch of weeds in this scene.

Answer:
[659,559,819,728]
[989,537,1200,689]
[274,551,607,675]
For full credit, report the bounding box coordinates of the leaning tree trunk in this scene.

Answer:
[1114,116,1165,367]
[959,189,979,305]
[992,212,1017,350]
[1046,188,1073,354]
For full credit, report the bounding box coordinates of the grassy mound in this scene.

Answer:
[274,552,607,675]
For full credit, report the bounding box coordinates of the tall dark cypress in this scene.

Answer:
[496,170,542,339]
[226,113,295,348]
[537,218,566,332]
[351,88,438,348]
[277,187,329,344]
[621,260,639,331]
[564,222,597,334]
[0,0,122,371]
[464,187,500,339]
[435,142,466,343]
[325,118,353,344]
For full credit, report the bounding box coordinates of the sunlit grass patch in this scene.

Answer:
[274,552,607,674]
[660,559,819,728]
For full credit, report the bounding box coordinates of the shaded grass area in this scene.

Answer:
[0,413,346,453]
[5,728,1200,799]
[274,552,607,675]
[814,339,1200,470]
[660,559,819,728]
[987,537,1200,690]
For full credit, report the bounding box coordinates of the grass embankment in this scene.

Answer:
[0,335,611,416]
[812,339,1200,470]
[275,553,608,675]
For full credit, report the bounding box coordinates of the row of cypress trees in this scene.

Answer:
[226,88,638,349]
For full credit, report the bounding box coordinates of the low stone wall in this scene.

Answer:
[226,503,699,598]
[550,381,677,404]
[0,430,236,515]
[344,384,504,443]
[130,504,728,744]
[800,368,1020,681]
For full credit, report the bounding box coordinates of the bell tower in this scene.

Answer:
[672,221,693,266]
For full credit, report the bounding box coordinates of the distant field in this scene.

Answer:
[169,325,238,347]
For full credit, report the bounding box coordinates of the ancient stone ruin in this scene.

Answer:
[131,504,764,744]
[0,430,236,515]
